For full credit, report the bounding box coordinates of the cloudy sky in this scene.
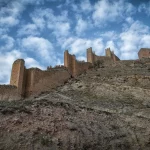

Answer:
[0,0,150,84]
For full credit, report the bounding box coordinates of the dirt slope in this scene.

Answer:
[0,59,150,150]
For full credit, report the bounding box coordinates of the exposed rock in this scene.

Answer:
[0,60,150,150]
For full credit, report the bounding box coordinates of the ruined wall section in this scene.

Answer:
[105,48,112,57]
[10,59,26,97]
[87,47,114,64]
[87,47,94,64]
[0,85,20,101]
[25,68,71,97]
[0,48,120,100]
[138,48,150,59]
[64,50,91,76]
[105,48,120,62]
[87,47,102,64]
[64,50,76,76]
[113,54,120,62]
[75,61,91,76]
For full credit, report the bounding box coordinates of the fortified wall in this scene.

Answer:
[0,47,120,101]
[12,61,71,98]
[64,50,91,77]
[64,47,120,76]
[87,47,120,64]
[138,48,150,59]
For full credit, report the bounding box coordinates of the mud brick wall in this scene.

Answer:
[75,61,91,76]
[138,48,150,59]
[105,48,120,62]
[25,68,71,97]
[87,47,94,64]
[1,48,120,100]
[64,50,76,76]
[64,50,91,76]
[113,54,120,62]
[87,47,116,64]
[0,85,21,101]
[10,59,25,96]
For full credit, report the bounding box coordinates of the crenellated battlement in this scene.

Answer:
[0,47,121,100]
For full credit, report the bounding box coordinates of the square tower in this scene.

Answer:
[10,59,25,97]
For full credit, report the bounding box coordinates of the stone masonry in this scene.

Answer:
[0,47,122,100]
[138,48,150,59]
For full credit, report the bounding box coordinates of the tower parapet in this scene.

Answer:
[105,48,112,57]
[10,59,25,97]
[87,47,94,64]
[105,48,120,62]
[138,48,150,59]
[0,47,120,100]
[64,50,78,76]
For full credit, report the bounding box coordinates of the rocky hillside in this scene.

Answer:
[0,59,150,150]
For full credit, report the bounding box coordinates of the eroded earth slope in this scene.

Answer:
[0,59,150,150]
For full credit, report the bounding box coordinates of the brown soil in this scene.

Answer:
[0,59,150,150]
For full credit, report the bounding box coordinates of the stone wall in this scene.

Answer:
[25,68,71,97]
[75,61,91,76]
[10,59,25,96]
[64,50,76,76]
[0,48,121,100]
[64,50,91,76]
[138,48,150,59]
[87,47,118,64]
[0,85,21,101]
[1,61,71,99]
[105,48,120,62]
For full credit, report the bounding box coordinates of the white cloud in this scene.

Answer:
[48,22,70,37]
[105,40,120,56]
[0,50,23,84]
[0,28,8,36]
[61,37,104,57]
[17,23,40,36]
[25,57,44,69]
[22,0,44,5]
[75,17,88,35]
[65,0,92,14]
[100,31,118,40]
[140,35,150,48]
[0,16,19,26]
[0,0,45,28]
[138,2,150,16]
[30,8,70,37]
[21,36,61,66]
[0,35,14,51]
[77,56,86,61]
[0,49,45,84]
[30,8,48,29]
[119,20,150,59]
[125,17,134,24]
[21,36,54,63]
[120,51,138,60]
[92,0,136,25]
[0,1,24,27]
[31,17,45,30]
[80,0,92,12]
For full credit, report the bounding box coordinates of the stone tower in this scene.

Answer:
[64,50,69,68]
[87,47,94,64]
[10,59,25,96]
[64,50,77,76]
[105,48,112,57]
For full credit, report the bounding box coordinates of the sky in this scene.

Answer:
[0,0,150,84]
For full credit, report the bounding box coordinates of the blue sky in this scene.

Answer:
[0,0,150,84]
